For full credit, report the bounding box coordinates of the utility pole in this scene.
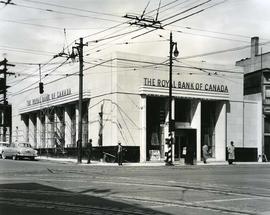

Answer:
[0,58,15,142]
[166,32,178,166]
[74,38,87,163]
[0,58,15,104]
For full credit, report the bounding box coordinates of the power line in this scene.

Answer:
[17,0,121,18]
[9,56,65,88]
[179,40,270,60]
[165,0,228,26]
[83,1,201,54]
[161,0,212,22]
[0,18,68,30]
[173,29,250,43]
[11,58,69,95]
[158,0,194,15]
[0,45,56,56]
[131,0,225,40]
[173,25,254,40]
[2,1,124,23]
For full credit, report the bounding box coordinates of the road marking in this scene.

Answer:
[195,196,270,203]
[107,194,257,215]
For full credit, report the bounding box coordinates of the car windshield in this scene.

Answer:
[18,143,32,148]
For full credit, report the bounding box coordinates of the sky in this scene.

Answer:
[1,0,270,95]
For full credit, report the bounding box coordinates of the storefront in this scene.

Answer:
[11,52,249,163]
[140,76,228,163]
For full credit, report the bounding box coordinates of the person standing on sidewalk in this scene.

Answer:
[117,142,123,165]
[86,139,92,164]
[228,141,235,165]
[202,143,209,164]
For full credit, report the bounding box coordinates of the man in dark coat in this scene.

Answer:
[117,142,123,165]
[86,139,92,164]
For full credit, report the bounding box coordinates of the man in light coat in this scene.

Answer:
[228,141,235,165]
[202,144,208,164]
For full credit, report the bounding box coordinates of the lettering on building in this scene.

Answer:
[144,78,228,93]
[26,89,72,106]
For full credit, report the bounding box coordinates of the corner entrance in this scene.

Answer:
[175,129,196,164]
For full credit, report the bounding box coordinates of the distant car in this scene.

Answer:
[0,142,9,158]
[1,142,38,160]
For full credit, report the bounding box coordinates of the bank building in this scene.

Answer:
[10,52,261,163]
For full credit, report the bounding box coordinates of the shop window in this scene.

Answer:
[265,115,270,133]
[201,101,216,158]
[264,73,270,83]
[264,136,270,161]
[264,86,270,104]
[146,97,166,161]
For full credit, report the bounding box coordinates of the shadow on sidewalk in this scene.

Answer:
[0,182,171,215]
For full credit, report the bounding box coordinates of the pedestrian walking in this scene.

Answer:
[202,143,208,164]
[228,141,235,165]
[86,139,92,164]
[117,142,123,165]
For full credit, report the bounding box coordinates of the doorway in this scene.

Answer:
[175,129,196,164]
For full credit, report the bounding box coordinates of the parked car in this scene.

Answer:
[1,142,38,160]
[0,142,9,158]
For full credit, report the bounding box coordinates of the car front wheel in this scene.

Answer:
[2,152,6,159]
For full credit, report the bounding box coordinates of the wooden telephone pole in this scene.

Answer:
[0,58,15,142]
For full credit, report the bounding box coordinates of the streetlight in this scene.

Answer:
[166,31,178,166]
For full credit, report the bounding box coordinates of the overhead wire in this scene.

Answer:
[16,0,121,18]
[0,18,69,30]
[172,29,250,43]
[5,1,124,23]
[83,0,196,52]
[6,0,239,96]
[0,45,57,56]
[11,58,70,95]
[83,0,211,55]
[131,0,228,39]
[160,0,212,22]
[179,40,270,60]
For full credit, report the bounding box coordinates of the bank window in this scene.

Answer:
[264,86,270,104]
[264,73,270,83]
[265,115,270,133]
[265,86,270,97]
[175,99,191,123]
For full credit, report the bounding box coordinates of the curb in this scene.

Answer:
[37,156,270,166]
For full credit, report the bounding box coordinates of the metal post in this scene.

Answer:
[78,38,84,163]
[166,32,174,166]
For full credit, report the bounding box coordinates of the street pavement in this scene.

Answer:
[0,158,270,215]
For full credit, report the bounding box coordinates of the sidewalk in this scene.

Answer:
[37,156,270,166]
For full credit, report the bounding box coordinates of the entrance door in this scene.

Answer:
[175,129,196,164]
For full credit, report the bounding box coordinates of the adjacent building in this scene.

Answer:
[236,36,270,161]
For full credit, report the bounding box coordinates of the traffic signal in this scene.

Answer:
[39,82,44,94]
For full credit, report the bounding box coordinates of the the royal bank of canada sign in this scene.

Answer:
[143,78,229,93]
[26,88,72,106]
